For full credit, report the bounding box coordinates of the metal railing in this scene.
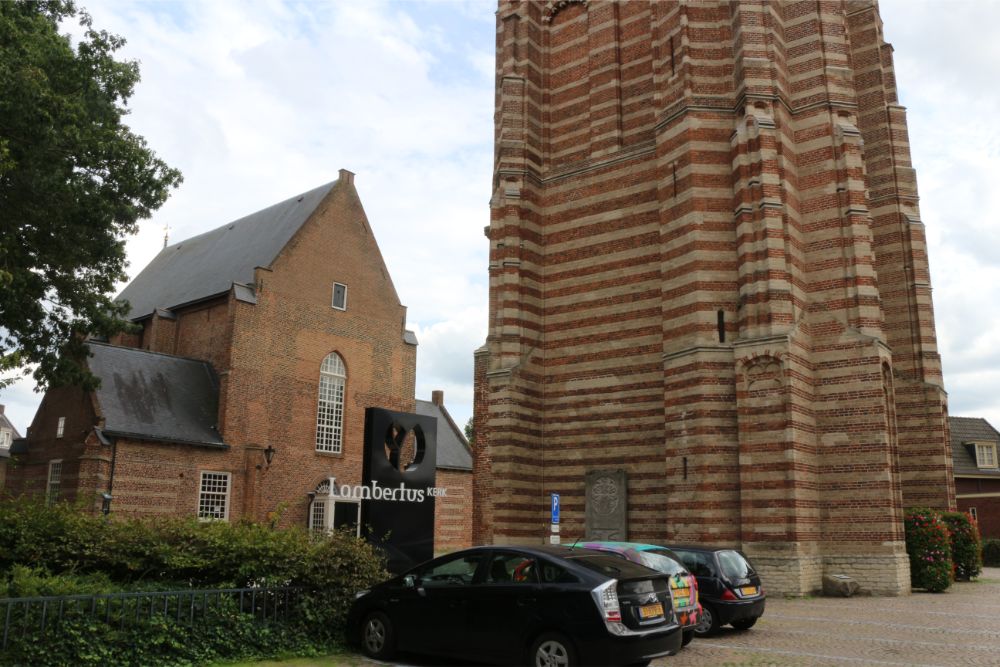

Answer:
[0,586,300,650]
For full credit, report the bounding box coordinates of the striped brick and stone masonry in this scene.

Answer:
[473,0,953,596]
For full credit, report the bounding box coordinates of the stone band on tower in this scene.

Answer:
[474,0,953,595]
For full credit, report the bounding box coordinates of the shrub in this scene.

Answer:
[940,511,982,581]
[984,538,1000,567]
[1,565,117,598]
[0,498,389,665]
[904,507,952,592]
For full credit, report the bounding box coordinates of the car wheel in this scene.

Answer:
[731,616,758,631]
[681,629,695,646]
[693,603,721,637]
[361,611,395,660]
[529,632,576,667]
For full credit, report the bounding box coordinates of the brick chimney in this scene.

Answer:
[338,168,355,185]
[431,390,444,407]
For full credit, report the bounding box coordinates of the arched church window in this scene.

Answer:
[316,353,346,454]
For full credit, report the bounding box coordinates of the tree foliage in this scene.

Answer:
[0,0,181,390]
[464,415,474,447]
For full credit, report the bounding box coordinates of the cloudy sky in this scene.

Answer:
[3,0,999,441]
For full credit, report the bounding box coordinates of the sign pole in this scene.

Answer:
[550,492,560,544]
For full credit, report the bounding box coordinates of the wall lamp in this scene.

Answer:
[263,445,277,466]
[100,492,113,516]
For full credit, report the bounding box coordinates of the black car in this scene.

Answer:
[347,545,683,666]
[665,546,765,636]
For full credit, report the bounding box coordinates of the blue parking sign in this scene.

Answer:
[551,493,560,524]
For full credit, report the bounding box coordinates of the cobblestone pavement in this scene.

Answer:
[661,567,1000,667]
[349,568,1000,667]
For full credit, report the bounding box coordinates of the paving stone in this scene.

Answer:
[661,567,1000,667]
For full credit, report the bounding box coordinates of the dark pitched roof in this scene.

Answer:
[949,416,1000,477]
[8,438,27,455]
[88,342,226,448]
[416,399,472,471]
[117,180,337,320]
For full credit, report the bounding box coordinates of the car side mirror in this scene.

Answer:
[404,574,418,589]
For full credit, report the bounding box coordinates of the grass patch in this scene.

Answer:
[210,646,358,667]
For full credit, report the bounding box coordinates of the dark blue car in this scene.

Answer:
[347,544,683,666]
[665,545,766,636]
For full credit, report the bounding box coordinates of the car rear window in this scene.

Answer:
[572,554,662,580]
[672,550,714,577]
[638,549,688,576]
[717,550,755,580]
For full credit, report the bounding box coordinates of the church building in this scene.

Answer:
[474,0,953,595]
[7,170,472,553]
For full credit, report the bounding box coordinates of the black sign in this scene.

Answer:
[362,407,437,573]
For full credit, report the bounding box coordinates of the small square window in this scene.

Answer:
[332,283,347,310]
[56,417,65,439]
[198,472,231,521]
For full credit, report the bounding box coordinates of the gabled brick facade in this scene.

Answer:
[474,0,953,595]
[8,171,471,547]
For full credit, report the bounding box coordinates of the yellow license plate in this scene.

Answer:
[639,603,664,619]
[740,586,759,596]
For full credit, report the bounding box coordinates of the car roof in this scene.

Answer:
[432,545,668,582]
[666,545,746,555]
[575,541,672,553]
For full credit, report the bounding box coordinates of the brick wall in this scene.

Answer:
[434,469,473,554]
[5,385,103,509]
[475,0,954,596]
[957,477,1000,539]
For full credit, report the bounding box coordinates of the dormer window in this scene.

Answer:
[975,442,998,469]
[332,283,347,310]
[0,428,10,450]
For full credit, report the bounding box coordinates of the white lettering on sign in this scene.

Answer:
[336,481,450,503]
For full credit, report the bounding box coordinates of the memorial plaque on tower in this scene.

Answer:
[585,469,627,540]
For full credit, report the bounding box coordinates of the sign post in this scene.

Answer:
[550,493,560,544]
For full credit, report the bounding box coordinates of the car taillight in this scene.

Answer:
[721,588,738,601]
[602,581,622,622]
[591,580,623,625]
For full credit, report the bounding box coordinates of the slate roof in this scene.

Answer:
[117,180,337,320]
[949,416,1000,477]
[416,399,472,471]
[88,342,226,448]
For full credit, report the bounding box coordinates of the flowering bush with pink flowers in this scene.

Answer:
[904,507,952,592]
[941,511,982,581]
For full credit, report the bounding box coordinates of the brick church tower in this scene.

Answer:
[473,0,954,595]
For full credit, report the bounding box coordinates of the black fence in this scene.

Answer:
[1,586,300,651]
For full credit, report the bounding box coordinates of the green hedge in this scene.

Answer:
[940,511,982,581]
[0,499,388,665]
[984,538,1000,567]
[904,507,952,592]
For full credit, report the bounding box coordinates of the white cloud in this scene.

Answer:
[879,0,1000,426]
